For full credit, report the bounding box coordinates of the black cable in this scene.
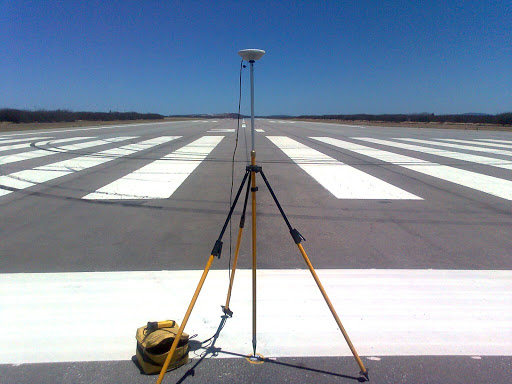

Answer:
[228,59,244,282]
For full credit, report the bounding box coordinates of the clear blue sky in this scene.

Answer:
[1,1,510,116]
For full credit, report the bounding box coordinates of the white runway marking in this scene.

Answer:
[357,137,512,170]
[0,269,509,364]
[313,137,512,201]
[476,139,512,146]
[0,137,175,197]
[256,129,265,132]
[44,136,97,144]
[83,136,223,200]
[0,137,53,153]
[208,129,235,133]
[0,136,134,166]
[267,136,420,199]
[439,138,512,150]
[0,137,53,145]
[415,138,512,155]
[0,120,184,138]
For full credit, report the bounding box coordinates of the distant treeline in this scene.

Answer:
[296,113,512,126]
[0,109,165,124]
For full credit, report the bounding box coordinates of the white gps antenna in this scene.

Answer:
[238,49,265,152]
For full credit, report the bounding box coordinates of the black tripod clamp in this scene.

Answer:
[290,228,306,244]
[246,164,262,173]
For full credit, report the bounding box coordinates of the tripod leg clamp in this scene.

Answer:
[221,305,233,317]
[211,240,223,259]
[246,165,262,173]
[290,229,306,244]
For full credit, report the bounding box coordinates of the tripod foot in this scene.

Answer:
[221,305,233,317]
[359,369,369,381]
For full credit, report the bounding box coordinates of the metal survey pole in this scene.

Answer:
[250,61,255,151]
[238,48,265,360]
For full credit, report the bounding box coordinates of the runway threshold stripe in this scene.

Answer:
[477,139,512,146]
[0,137,54,153]
[0,120,184,138]
[267,136,421,200]
[0,137,54,145]
[356,137,512,170]
[416,138,512,155]
[0,269,510,364]
[0,137,176,197]
[83,136,223,200]
[313,137,512,201]
[0,136,133,166]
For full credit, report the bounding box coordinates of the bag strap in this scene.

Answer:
[137,343,188,371]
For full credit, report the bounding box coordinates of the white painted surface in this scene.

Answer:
[267,136,421,200]
[83,136,223,199]
[0,136,134,166]
[0,120,184,138]
[0,137,52,153]
[256,129,265,132]
[357,137,512,170]
[0,269,510,364]
[0,137,52,145]
[208,129,235,133]
[439,138,512,150]
[407,138,512,156]
[313,137,512,201]
[44,136,97,144]
[477,139,512,146]
[0,137,175,196]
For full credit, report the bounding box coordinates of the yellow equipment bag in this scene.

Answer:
[135,320,190,374]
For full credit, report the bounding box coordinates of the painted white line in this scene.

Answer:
[208,129,235,133]
[357,137,512,170]
[267,136,420,199]
[0,120,185,138]
[421,138,512,155]
[0,137,134,167]
[477,139,512,146]
[0,137,53,145]
[0,137,53,153]
[313,137,512,201]
[83,136,223,200]
[44,136,98,144]
[0,269,510,364]
[0,137,177,197]
[440,138,512,150]
[256,129,265,133]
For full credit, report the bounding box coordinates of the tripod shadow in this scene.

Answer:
[175,314,229,384]
[175,315,366,383]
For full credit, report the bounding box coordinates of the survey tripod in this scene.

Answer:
[155,49,368,384]
[155,150,369,383]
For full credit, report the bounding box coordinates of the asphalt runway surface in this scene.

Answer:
[1,119,511,383]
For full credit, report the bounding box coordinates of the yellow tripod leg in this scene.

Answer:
[223,226,244,315]
[155,254,215,384]
[223,171,252,316]
[296,243,369,380]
